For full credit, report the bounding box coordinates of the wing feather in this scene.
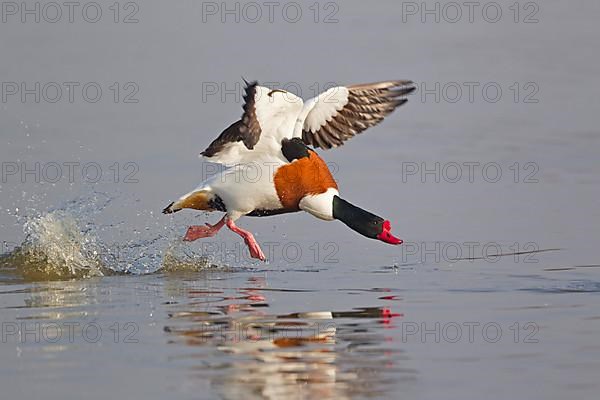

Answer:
[201,81,303,165]
[296,80,415,149]
[201,81,261,158]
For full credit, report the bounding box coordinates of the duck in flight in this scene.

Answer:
[163,80,415,261]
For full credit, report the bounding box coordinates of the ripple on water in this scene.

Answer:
[519,280,600,294]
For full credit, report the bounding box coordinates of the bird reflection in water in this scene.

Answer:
[164,275,415,399]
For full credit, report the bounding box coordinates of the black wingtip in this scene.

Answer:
[242,79,258,90]
[389,84,416,98]
[402,85,416,96]
[242,77,258,88]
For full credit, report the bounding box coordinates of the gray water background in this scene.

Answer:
[1,1,599,399]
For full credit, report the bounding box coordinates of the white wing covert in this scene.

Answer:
[201,81,303,165]
[294,80,415,149]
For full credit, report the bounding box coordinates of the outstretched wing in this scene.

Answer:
[201,80,303,166]
[201,81,262,159]
[294,80,415,149]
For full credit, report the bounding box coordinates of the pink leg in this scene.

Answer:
[225,219,266,261]
[183,216,226,242]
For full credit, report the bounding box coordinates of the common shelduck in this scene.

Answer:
[163,80,415,261]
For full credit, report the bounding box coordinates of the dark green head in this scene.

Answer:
[332,196,402,245]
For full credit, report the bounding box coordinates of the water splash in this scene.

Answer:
[5,210,104,279]
[0,192,219,281]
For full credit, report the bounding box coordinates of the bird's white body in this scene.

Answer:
[178,161,340,221]
[189,161,287,220]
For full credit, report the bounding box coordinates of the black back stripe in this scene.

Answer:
[281,137,310,162]
[247,208,299,217]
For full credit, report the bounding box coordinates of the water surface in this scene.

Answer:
[1,1,599,399]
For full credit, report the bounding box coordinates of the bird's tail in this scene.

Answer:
[162,189,214,214]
